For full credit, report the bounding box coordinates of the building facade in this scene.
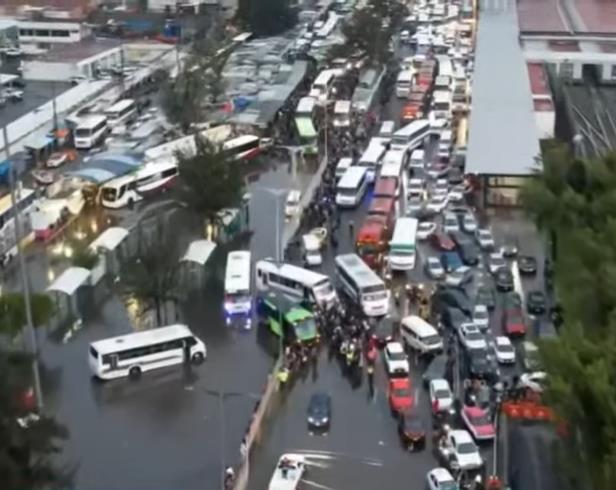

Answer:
[18,20,89,45]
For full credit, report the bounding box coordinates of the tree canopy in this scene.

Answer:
[0,293,55,338]
[235,0,297,37]
[520,142,616,490]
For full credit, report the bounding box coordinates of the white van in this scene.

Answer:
[396,70,413,98]
[310,69,336,105]
[379,120,395,139]
[336,166,368,207]
[438,129,453,161]
[409,149,425,169]
[335,157,353,181]
[302,234,322,267]
[389,217,418,270]
[400,315,443,355]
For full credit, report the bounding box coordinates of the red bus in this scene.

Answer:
[356,216,388,269]
[368,196,396,230]
[374,177,397,198]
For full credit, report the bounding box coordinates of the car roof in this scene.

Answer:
[451,429,473,443]
[387,341,405,353]
[390,377,410,388]
[496,336,511,345]
[429,467,454,481]
[430,378,449,390]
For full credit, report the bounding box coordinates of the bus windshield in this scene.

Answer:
[313,280,334,298]
[101,187,120,202]
[75,127,92,137]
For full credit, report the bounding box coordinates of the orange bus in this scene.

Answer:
[374,177,397,199]
[368,197,396,230]
[356,216,389,269]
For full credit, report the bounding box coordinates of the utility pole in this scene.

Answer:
[2,124,43,411]
[51,80,58,133]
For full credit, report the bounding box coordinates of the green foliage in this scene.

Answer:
[235,0,296,37]
[0,293,55,338]
[161,68,205,132]
[176,135,244,222]
[0,349,69,490]
[521,143,616,489]
[119,217,181,326]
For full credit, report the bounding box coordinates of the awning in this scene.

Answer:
[25,135,55,151]
[89,227,129,252]
[68,168,118,184]
[65,152,142,184]
[181,240,216,266]
[47,267,90,296]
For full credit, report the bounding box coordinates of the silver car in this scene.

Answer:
[475,228,495,250]
[425,256,446,279]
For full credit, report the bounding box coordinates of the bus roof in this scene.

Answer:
[368,197,395,215]
[225,250,251,294]
[101,159,177,189]
[338,166,367,189]
[396,70,414,83]
[358,217,387,241]
[374,177,397,196]
[313,69,336,86]
[295,117,317,137]
[0,187,35,215]
[359,142,386,165]
[257,259,329,287]
[393,119,429,138]
[90,324,194,355]
[296,96,316,114]
[106,98,135,114]
[76,114,107,129]
[390,217,418,248]
[222,134,259,150]
[334,100,351,114]
[335,253,384,288]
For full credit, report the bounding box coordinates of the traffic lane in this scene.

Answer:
[248,349,435,490]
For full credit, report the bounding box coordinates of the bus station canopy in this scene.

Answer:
[89,227,129,252]
[181,240,217,266]
[47,267,91,296]
[65,152,142,184]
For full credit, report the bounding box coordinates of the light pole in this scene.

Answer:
[2,124,43,411]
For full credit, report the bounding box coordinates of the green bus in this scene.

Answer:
[295,117,318,156]
[257,293,319,344]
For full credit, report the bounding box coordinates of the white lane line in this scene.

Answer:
[511,260,525,308]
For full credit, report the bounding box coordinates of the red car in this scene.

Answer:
[502,309,526,336]
[461,405,495,441]
[429,232,456,251]
[388,378,413,413]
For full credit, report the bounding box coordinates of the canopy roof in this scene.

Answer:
[181,240,217,265]
[47,267,90,296]
[89,227,129,252]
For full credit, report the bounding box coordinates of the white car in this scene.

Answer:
[462,213,478,233]
[417,221,437,240]
[425,256,446,279]
[426,194,449,214]
[285,190,301,219]
[426,468,457,490]
[476,228,495,250]
[488,252,506,274]
[408,178,424,197]
[429,378,454,413]
[46,152,68,168]
[445,265,472,287]
[472,304,490,331]
[384,342,410,376]
[494,336,516,364]
[457,323,487,350]
[443,213,459,234]
[520,371,546,393]
[449,185,465,203]
[434,178,448,191]
[268,453,305,490]
[4,88,23,100]
[446,430,483,471]
[400,30,410,42]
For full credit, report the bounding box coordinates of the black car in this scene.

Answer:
[465,347,500,385]
[307,392,331,430]
[502,235,519,258]
[397,411,426,451]
[372,314,397,347]
[494,266,514,292]
[441,306,470,331]
[457,241,479,266]
[422,354,449,387]
[527,290,546,315]
[433,286,473,316]
[518,255,538,275]
[475,283,496,310]
[448,167,464,185]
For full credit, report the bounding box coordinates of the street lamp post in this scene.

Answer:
[2,124,43,411]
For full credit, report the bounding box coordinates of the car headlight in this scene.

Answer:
[321,417,329,424]
[308,417,315,424]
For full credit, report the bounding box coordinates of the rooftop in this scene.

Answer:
[517,0,616,34]
[36,38,122,63]
[466,0,541,176]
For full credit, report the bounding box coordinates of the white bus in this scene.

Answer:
[296,96,317,119]
[309,69,336,105]
[391,119,430,152]
[379,149,406,195]
[101,159,178,209]
[88,324,207,380]
[436,55,453,79]
[333,100,352,128]
[224,251,252,319]
[389,217,418,271]
[357,140,387,182]
[334,253,389,317]
[0,187,37,266]
[105,99,137,128]
[222,135,263,161]
[255,259,338,308]
[335,157,354,181]
[396,70,414,98]
[336,166,368,207]
[74,115,108,149]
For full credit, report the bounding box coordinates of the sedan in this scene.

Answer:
[426,256,446,279]
[434,286,473,316]
[502,309,526,337]
[384,342,410,376]
[494,266,514,292]
[475,228,495,250]
[422,354,449,387]
[501,235,519,258]
[46,152,69,168]
[445,266,473,287]
[417,221,437,240]
[494,336,516,364]
[389,378,414,413]
[429,378,454,413]
[488,252,506,274]
[427,468,457,490]
[448,185,465,203]
[458,322,487,350]
[472,304,490,331]
[426,194,449,214]
[461,405,495,441]
[440,250,463,272]
[430,232,456,251]
[307,392,331,430]
[527,290,546,315]
[443,213,459,234]
[475,283,496,310]
[461,213,478,233]
[445,430,483,471]
[519,371,546,393]
[457,240,479,266]
[465,347,501,384]
[518,255,537,275]
[441,306,470,330]
[397,411,426,451]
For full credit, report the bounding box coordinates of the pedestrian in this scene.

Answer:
[348,219,355,238]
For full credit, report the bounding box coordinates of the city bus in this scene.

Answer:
[221,135,263,161]
[373,177,397,199]
[295,117,318,156]
[379,148,406,196]
[74,115,108,149]
[0,187,37,266]
[389,217,418,271]
[295,96,317,120]
[391,119,430,152]
[100,159,178,209]
[104,99,137,128]
[255,259,338,308]
[224,251,252,321]
[310,69,336,105]
[336,166,368,207]
[88,324,207,380]
[357,140,387,183]
[334,253,389,317]
[356,216,388,269]
[368,196,396,230]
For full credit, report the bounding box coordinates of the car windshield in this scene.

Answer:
[435,389,450,399]
[474,309,488,319]
[424,334,441,346]
[457,441,478,454]
[394,388,410,397]
[469,412,491,426]
[388,350,406,361]
[498,343,514,353]
[479,230,491,239]
[440,482,457,490]
[465,330,482,341]
[429,261,442,269]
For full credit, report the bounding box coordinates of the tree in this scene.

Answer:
[520,143,616,490]
[176,135,244,234]
[235,0,296,37]
[0,349,69,490]
[119,217,181,327]
[160,68,205,133]
[0,293,55,339]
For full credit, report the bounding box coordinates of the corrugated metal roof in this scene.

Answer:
[466,0,541,176]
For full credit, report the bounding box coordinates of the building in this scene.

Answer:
[22,38,123,81]
[17,19,90,45]
[0,19,18,49]
[0,1,96,19]
[527,62,555,139]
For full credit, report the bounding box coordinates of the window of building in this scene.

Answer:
[611,65,616,79]
[560,62,574,79]
[34,29,50,37]
[51,30,70,38]
[19,29,34,36]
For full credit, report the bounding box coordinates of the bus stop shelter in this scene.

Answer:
[89,226,129,284]
[180,240,217,290]
[47,266,91,322]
